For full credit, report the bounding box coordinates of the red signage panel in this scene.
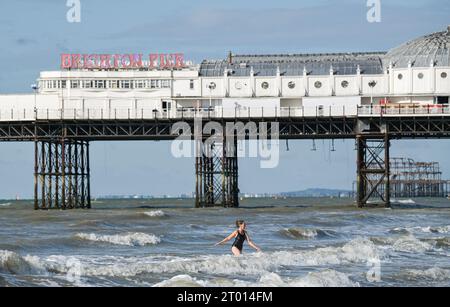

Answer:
[61,53,185,70]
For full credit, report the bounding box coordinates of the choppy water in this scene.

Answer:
[1,197,450,287]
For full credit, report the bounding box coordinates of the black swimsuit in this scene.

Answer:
[232,230,247,251]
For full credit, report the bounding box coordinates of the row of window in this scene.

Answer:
[41,79,172,90]
[207,80,360,90]
[251,72,449,90]
[398,72,448,80]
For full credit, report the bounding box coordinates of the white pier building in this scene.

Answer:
[1,26,450,121]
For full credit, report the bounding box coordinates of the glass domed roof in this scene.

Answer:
[383,26,450,68]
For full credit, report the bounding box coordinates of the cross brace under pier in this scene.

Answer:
[356,134,391,208]
[195,137,239,208]
[34,139,91,210]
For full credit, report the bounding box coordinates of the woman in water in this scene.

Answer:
[215,220,261,255]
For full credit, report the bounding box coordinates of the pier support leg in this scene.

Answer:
[356,134,390,208]
[195,137,239,208]
[34,139,91,210]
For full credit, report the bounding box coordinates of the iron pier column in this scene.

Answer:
[34,139,91,210]
[356,133,390,208]
[195,134,239,208]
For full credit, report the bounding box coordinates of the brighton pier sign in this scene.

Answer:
[61,53,185,70]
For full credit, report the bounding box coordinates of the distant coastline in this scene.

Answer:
[86,188,354,200]
[0,188,353,201]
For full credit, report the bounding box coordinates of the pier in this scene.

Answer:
[1,26,449,210]
[1,103,450,209]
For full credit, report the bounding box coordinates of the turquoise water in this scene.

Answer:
[1,197,450,287]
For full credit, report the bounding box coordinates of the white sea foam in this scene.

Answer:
[0,250,45,275]
[8,236,434,286]
[153,275,206,287]
[391,235,433,253]
[286,270,360,287]
[391,225,450,235]
[403,267,450,281]
[424,226,450,234]
[25,237,380,279]
[373,233,438,254]
[153,270,359,287]
[143,210,165,217]
[75,232,161,246]
[0,202,11,207]
[244,271,359,287]
[392,199,416,205]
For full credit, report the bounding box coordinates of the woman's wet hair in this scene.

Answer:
[235,220,245,228]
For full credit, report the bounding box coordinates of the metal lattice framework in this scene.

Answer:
[34,139,91,210]
[195,137,239,208]
[390,157,449,198]
[2,116,450,141]
[1,115,450,210]
[356,134,390,208]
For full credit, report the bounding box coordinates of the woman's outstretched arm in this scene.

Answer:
[215,230,237,246]
[245,232,261,252]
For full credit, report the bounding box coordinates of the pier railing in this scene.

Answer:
[357,104,450,116]
[1,104,450,122]
[0,106,356,121]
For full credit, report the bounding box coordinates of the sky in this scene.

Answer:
[0,0,449,198]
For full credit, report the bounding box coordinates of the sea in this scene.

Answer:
[0,197,450,287]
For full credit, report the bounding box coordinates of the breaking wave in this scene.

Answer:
[291,270,360,287]
[18,237,380,279]
[421,226,450,234]
[247,270,359,287]
[75,232,161,247]
[390,225,450,235]
[153,275,207,287]
[153,270,359,287]
[143,210,165,218]
[371,235,434,253]
[431,237,450,248]
[400,267,450,282]
[392,199,416,205]
[0,202,12,207]
[0,250,45,275]
[391,235,433,253]
[9,235,440,285]
[278,227,334,240]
